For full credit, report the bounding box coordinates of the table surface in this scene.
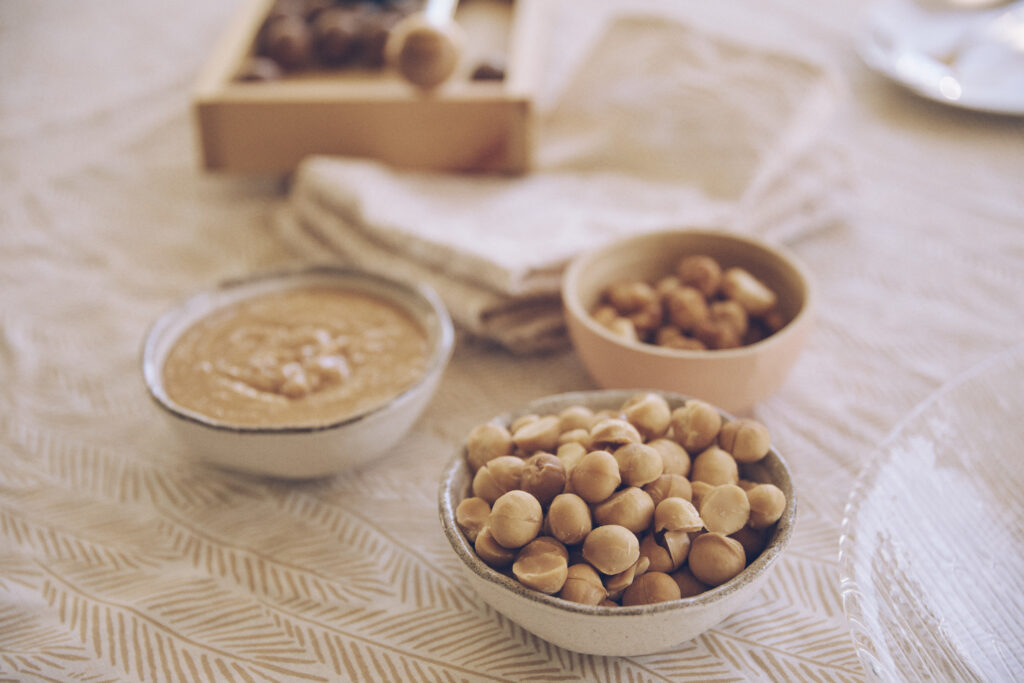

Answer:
[2,1,1023,681]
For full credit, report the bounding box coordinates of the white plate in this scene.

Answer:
[839,344,1024,681]
[858,0,1024,114]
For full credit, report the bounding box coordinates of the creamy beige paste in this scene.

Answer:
[162,287,429,427]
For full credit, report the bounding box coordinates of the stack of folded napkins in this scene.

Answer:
[273,1,853,353]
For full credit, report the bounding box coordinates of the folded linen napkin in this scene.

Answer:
[274,3,853,353]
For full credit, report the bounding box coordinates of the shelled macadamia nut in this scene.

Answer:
[513,537,569,594]
[582,525,640,575]
[621,571,682,606]
[560,563,607,605]
[605,557,650,600]
[613,442,664,487]
[465,422,513,472]
[590,418,642,450]
[746,483,786,529]
[547,493,592,545]
[654,497,704,533]
[474,527,517,568]
[699,484,751,535]
[690,446,739,486]
[520,452,566,507]
[455,496,490,543]
[513,415,561,454]
[670,400,721,454]
[622,393,671,440]
[472,455,525,504]
[640,529,690,573]
[644,474,692,507]
[665,286,710,332]
[559,405,595,432]
[671,566,710,598]
[489,490,543,549]
[647,438,691,477]
[570,450,621,503]
[730,525,770,562]
[722,267,777,316]
[718,419,771,463]
[593,487,655,533]
[688,532,747,586]
[676,255,722,298]
[690,481,715,511]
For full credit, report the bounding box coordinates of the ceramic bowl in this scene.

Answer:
[142,266,454,479]
[562,229,814,414]
[438,389,796,657]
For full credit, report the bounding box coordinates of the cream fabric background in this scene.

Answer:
[2,1,1023,681]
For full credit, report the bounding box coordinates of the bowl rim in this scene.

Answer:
[141,264,455,435]
[438,388,797,617]
[562,228,815,359]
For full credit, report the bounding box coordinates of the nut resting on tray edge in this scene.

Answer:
[455,392,787,607]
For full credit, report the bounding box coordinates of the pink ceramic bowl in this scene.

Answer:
[562,229,814,414]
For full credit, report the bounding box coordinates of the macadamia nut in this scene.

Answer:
[582,525,640,575]
[489,490,542,549]
[670,401,721,454]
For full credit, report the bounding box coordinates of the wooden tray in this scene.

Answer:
[192,0,544,174]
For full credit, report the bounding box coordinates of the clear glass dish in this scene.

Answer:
[839,344,1024,681]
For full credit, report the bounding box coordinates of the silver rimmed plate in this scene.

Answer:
[839,344,1024,681]
[858,0,1024,115]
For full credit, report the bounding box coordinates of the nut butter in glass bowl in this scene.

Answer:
[438,389,796,656]
[143,266,453,479]
[562,229,814,414]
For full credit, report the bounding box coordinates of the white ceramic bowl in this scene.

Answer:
[143,266,454,479]
[438,389,796,657]
[563,229,814,414]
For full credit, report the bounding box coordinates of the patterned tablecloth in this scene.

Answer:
[2,1,1023,681]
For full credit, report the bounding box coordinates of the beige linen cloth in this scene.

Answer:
[275,5,853,353]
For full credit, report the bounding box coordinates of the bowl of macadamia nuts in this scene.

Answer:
[562,229,814,414]
[438,389,795,656]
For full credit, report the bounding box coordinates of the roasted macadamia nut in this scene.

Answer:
[582,525,640,575]
[654,497,704,533]
[590,418,642,449]
[648,438,691,477]
[593,487,655,533]
[699,484,751,535]
[670,400,721,454]
[746,483,786,529]
[621,571,682,606]
[489,490,543,549]
[640,529,690,573]
[722,267,777,316]
[622,392,671,440]
[613,442,664,487]
[676,255,722,298]
[547,493,592,545]
[512,415,561,454]
[718,419,771,463]
[688,532,747,586]
[455,496,490,543]
[474,527,517,568]
[665,286,709,332]
[559,405,595,432]
[570,450,622,503]
[520,452,566,507]
[472,455,524,504]
[513,537,569,594]
[690,446,739,486]
[560,563,607,605]
[671,566,710,598]
[465,422,513,472]
[644,474,692,507]
[604,557,649,599]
